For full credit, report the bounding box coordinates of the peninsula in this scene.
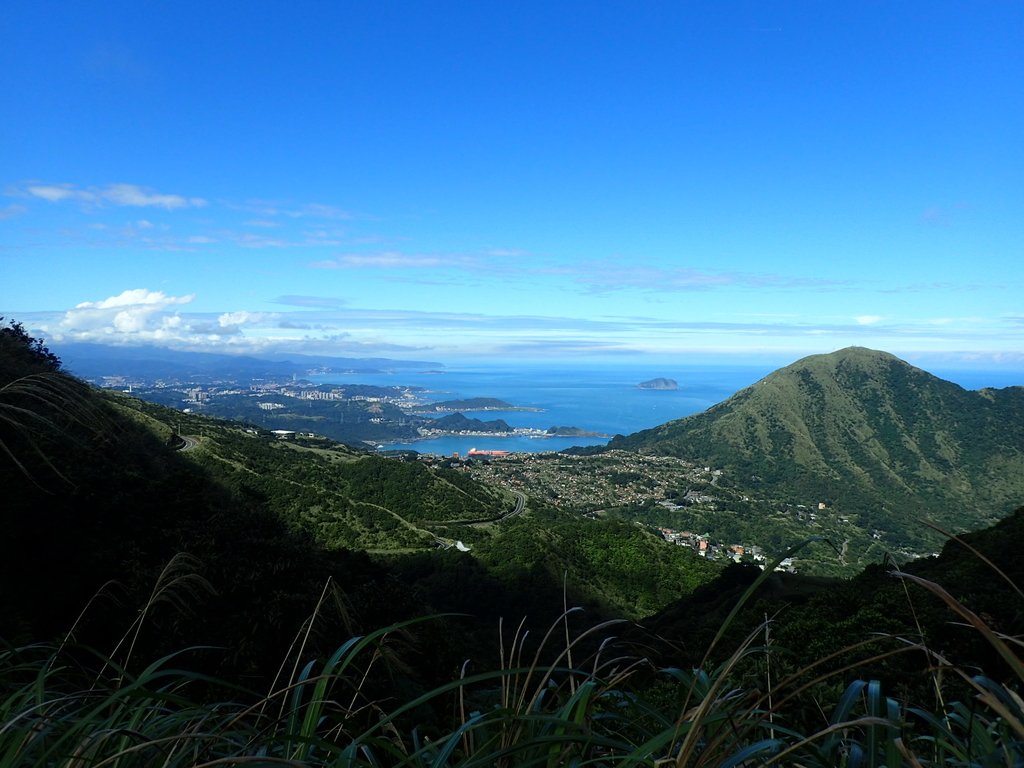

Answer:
[416,397,544,413]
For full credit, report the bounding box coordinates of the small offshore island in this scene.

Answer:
[638,377,679,390]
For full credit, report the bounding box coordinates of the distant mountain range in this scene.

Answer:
[609,347,1024,545]
[52,342,442,381]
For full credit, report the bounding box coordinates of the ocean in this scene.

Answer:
[308,362,1024,456]
[310,363,773,455]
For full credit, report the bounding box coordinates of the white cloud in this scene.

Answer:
[313,251,447,269]
[25,184,79,202]
[20,182,206,210]
[236,200,353,221]
[101,183,205,209]
[235,233,290,248]
[61,289,195,336]
[310,248,531,275]
[855,315,883,325]
[0,203,28,220]
[218,310,267,328]
[75,288,194,311]
[113,309,148,332]
[577,263,735,291]
[45,291,297,348]
[294,203,352,220]
[274,295,349,309]
[570,261,853,294]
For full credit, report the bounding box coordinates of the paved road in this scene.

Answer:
[426,491,527,527]
[178,435,199,452]
[503,491,526,520]
[485,491,526,523]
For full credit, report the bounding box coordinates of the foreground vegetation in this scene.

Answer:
[4,546,1024,766]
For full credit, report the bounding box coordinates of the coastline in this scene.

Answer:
[378,426,610,445]
[408,406,545,414]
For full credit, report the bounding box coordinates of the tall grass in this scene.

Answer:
[2,541,1023,766]
[0,372,107,488]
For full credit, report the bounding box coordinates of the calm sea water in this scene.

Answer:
[311,364,774,455]
[308,363,1024,456]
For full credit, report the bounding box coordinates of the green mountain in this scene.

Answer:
[608,347,1024,550]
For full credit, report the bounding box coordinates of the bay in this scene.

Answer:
[310,363,776,455]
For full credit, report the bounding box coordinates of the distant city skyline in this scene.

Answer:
[2,2,1022,369]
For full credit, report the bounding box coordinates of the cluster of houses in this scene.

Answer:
[654,528,796,572]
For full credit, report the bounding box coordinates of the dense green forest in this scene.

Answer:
[3,323,1024,766]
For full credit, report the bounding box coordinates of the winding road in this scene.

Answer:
[177,435,200,452]
[503,491,526,520]
[425,491,527,527]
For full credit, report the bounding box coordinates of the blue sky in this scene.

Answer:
[2,2,1022,368]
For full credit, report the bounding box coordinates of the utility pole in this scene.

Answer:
[765,612,774,740]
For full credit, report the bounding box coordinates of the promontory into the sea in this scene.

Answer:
[417,397,543,413]
[637,377,678,390]
[545,425,609,438]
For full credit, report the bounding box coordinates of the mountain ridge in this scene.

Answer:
[52,341,442,380]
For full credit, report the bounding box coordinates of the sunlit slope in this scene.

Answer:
[115,395,513,550]
[609,347,1024,537]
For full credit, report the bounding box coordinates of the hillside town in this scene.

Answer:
[456,450,799,571]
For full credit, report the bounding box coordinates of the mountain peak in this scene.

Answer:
[758,347,944,397]
[784,346,905,372]
[828,346,892,357]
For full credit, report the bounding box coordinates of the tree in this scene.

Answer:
[0,317,88,483]
[0,317,61,383]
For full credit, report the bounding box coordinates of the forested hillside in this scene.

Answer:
[609,347,1024,552]
[639,506,1024,703]
[0,320,716,666]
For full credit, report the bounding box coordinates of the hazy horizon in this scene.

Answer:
[3,3,1022,368]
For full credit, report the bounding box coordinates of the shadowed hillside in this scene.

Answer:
[0,320,717,677]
